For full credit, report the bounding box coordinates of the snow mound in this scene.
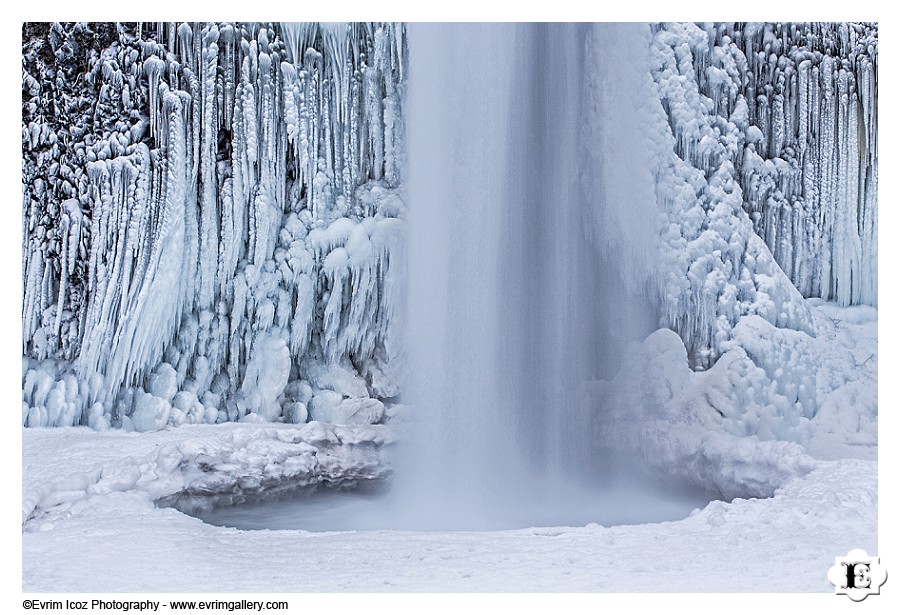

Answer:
[593,298,874,498]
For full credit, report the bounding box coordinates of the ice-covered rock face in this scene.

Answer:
[22,22,407,429]
[648,22,877,368]
[22,22,876,439]
[703,23,878,309]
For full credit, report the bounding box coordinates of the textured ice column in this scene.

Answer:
[22,22,408,428]
[695,23,878,307]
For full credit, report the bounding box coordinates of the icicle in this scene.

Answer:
[143,56,166,139]
[241,58,258,166]
[198,25,220,310]
[24,21,410,429]
[52,199,84,339]
[177,22,193,71]
[282,61,299,145]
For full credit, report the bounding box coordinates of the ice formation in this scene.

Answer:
[649,22,877,367]
[22,22,877,503]
[22,421,392,525]
[595,23,878,492]
[22,22,407,429]
[396,21,877,517]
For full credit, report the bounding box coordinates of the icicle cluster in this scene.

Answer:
[647,22,876,367]
[22,21,875,429]
[688,23,877,307]
[22,22,407,430]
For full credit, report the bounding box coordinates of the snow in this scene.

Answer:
[20,423,876,592]
[16,18,886,607]
[18,298,881,595]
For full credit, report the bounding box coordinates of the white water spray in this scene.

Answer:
[396,23,691,530]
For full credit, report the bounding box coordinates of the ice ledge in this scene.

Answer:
[22,421,393,529]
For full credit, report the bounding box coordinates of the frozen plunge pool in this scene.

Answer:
[22,425,877,592]
[182,476,716,532]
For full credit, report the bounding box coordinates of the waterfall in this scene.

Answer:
[399,23,672,529]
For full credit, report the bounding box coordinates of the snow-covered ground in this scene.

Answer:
[20,301,882,597]
[22,421,875,593]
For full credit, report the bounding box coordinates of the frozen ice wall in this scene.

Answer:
[598,23,878,491]
[22,23,408,429]
[698,23,878,308]
[647,22,877,368]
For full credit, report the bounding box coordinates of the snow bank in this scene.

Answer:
[22,421,876,591]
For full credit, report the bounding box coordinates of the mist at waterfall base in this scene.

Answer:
[202,23,712,533]
[390,22,712,532]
